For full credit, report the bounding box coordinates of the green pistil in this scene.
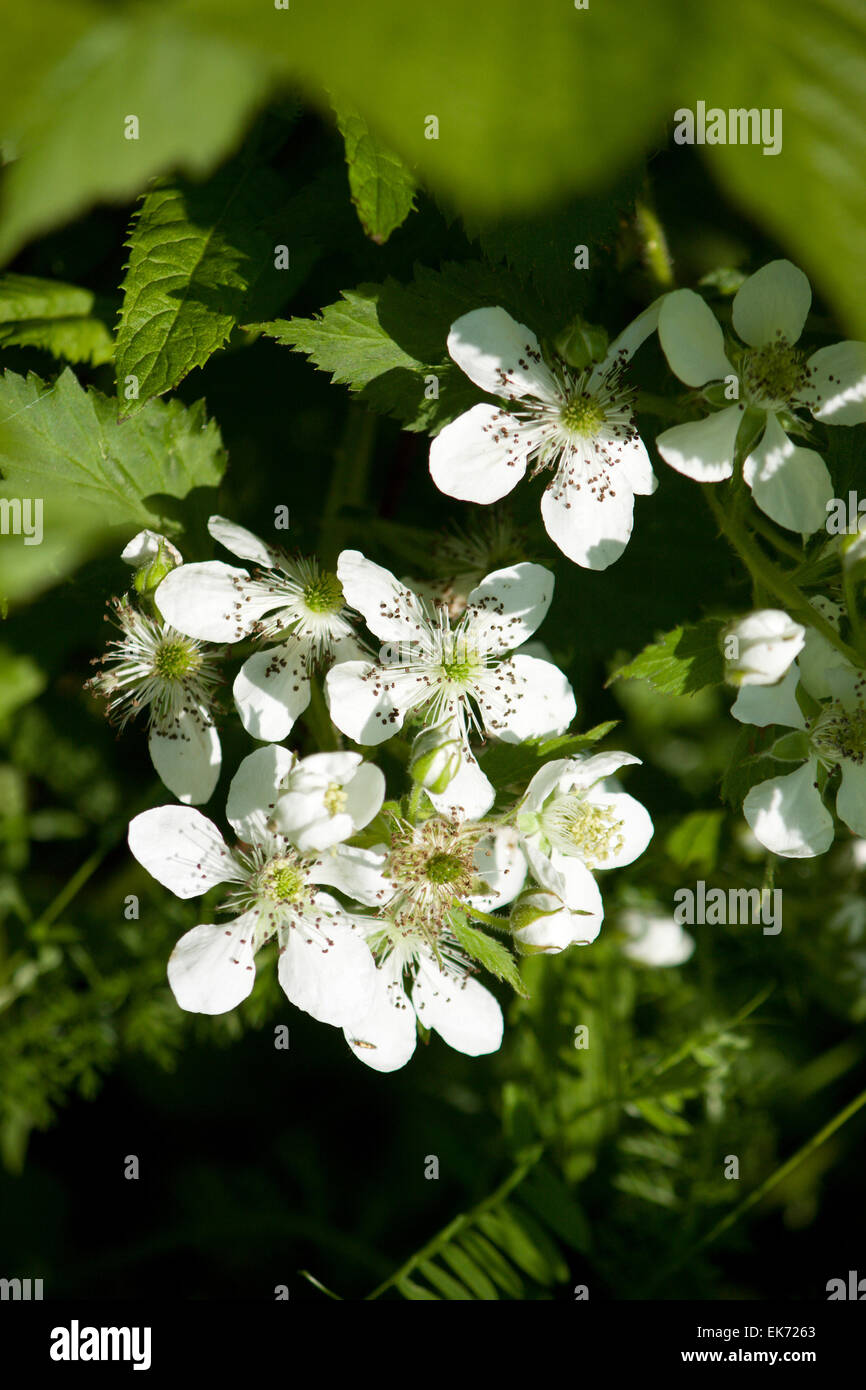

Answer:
[153,638,200,680]
[542,794,625,866]
[810,701,866,766]
[559,393,605,437]
[303,571,344,614]
[424,852,465,885]
[741,339,806,409]
[259,857,305,903]
[440,655,476,684]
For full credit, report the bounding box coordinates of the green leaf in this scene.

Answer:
[0,9,276,263]
[0,368,226,533]
[395,1277,439,1301]
[476,1204,567,1286]
[459,1230,524,1298]
[609,619,726,696]
[480,721,620,790]
[0,274,114,366]
[416,1259,472,1300]
[115,162,292,413]
[519,1164,591,1254]
[449,910,527,997]
[252,260,539,433]
[0,649,45,720]
[665,810,724,875]
[440,1242,499,1300]
[333,100,416,245]
[720,722,780,810]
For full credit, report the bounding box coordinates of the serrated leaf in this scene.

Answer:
[0,368,226,532]
[334,101,416,244]
[449,911,526,997]
[480,721,620,789]
[720,722,780,810]
[0,274,114,366]
[610,619,726,696]
[115,163,293,413]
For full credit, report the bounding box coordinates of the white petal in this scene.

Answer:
[465,561,555,653]
[336,551,427,643]
[587,784,654,869]
[411,955,503,1056]
[447,306,555,401]
[743,759,833,858]
[621,911,695,967]
[557,751,642,793]
[344,761,386,830]
[805,342,866,425]
[615,434,656,496]
[836,761,866,838]
[325,659,407,744]
[731,663,805,729]
[471,827,528,910]
[343,955,418,1072]
[523,758,572,811]
[148,704,221,806]
[121,529,182,568]
[732,260,811,347]
[167,916,258,1014]
[309,844,392,906]
[743,413,833,534]
[603,297,663,366]
[655,406,741,482]
[658,289,734,386]
[156,561,268,641]
[278,909,379,1026]
[542,855,605,933]
[233,641,311,742]
[207,515,278,567]
[540,459,635,570]
[724,609,806,686]
[225,743,295,844]
[276,800,354,854]
[477,654,575,742]
[128,805,236,898]
[798,599,847,699]
[430,404,529,503]
[427,751,496,820]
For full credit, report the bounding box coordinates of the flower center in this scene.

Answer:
[257,856,306,903]
[302,571,344,615]
[809,700,866,766]
[541,794,625,867]
[153,637,200,680]
[424,852,466,885]
[438,633,483,687]
[741,339,806,409]
[323,782,348,816]
[559,393,605,438]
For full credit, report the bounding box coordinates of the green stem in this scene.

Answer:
[302,677,339,751]
[463,902,509,930]
[706,490,862,665]
[634,195,675,293]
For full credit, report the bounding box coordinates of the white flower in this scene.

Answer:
[731,613,866,856]
[656,260,866,533]
[155,516,362,742]
[325,550,575,817]
[508,889,602,955]
[121,529,183,573]
[270,751,385,852]
[428,303,660,570]
[86,595,222,805]
[312,816,506,1072]
[127,745,378,1021]
[723,609,806,686]
[620,909,695,967]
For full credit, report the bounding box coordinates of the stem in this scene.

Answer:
[302,677,339,751]
[463,902,509,930]
[706,490,862,665]
[634,195,675,293]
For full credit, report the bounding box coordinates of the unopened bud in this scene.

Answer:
[554,316,608,371]
[509,890,564,954]
[721,609,805,687]
[408,724,462,793]
[122,530,182,596]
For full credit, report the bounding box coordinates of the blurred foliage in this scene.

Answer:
[0,0,865,1302]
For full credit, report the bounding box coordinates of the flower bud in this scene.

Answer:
[122,530,183,597]
[721,609,805,687]
[509,890,566,954]
[408,724,462,794]
[554,316,609,371]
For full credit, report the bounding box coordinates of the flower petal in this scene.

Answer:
[836,760,866,838]
[278,908,379,1027]
[336,551,427,643]
[225,743,295,844]
[540,466,635,570]
[659,289,734,386]
[207,515,278,568]
[542,855,605,934]
[121,529,182,568]
[128,805,236,898]
[471,826,528,911]
[167,916,258,1014]
[156,561,269,641]
[447,306,555,401]
[427,751,496,820]
[805,341,866,425]
[325,659,407,744]
[621,911,695,967]
[465,561,555,653]
[731,663,805,729]
[148,704,221,806]
[411,954,503,1056]
[743,759,833,858]
[343,954,417,1072]
[233,641,311,742]
[655,405,741,482]
[587,783,654,869]
[344,761,386,831]
[309,844,392,906]
[603,297,663,366]
[429,404,529,503]
[743,412,833,533]
[477,653,575,742]
[732,259,811,347]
